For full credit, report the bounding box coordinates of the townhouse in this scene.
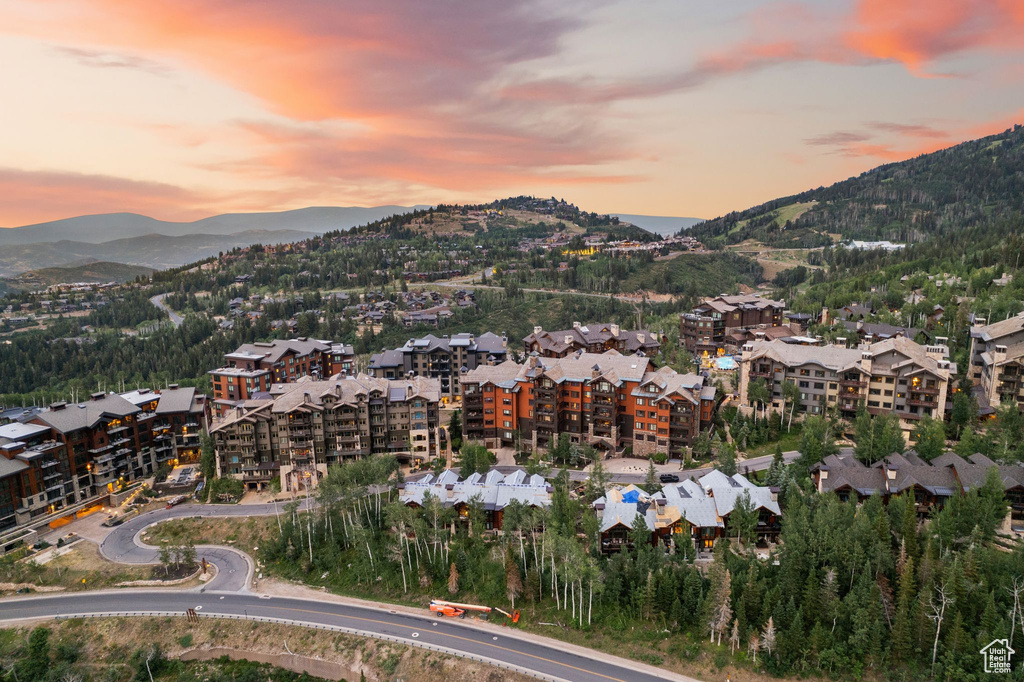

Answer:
[523,322,660,358]
[368,332,508,399]
[968,312,1024,414]
[811,450,1024,526]
[680,294,786,353]
[398,468,552,531]
[461,351,716,458]
[211,374,441,492]
[739,336,956,439]
[592,470,781,553]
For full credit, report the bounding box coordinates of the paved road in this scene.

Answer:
[565,450,800,485]
[99,499,310,591]
[0,590,694,682]
[149,293,183,327]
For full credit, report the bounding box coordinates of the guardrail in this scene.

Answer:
[52,610,568,682]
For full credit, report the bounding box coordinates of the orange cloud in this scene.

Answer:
[844,0,1024,75]
[0,168,216,226]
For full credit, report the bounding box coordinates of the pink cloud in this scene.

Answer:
[0,168,216,226]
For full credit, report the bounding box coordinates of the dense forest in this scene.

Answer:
[254,442,1023,681]
[690,124,1024,248]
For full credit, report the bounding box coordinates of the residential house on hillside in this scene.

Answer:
[592,470,781,553]
[811,450,1024,526]
[523,322,660,358]
[398,468,551,531]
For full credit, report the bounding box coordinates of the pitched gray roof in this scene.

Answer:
[35,394,140,433]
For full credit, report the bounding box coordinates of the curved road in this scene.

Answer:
[149,293,183,327]
[99,500,308,592]
[0,590,692,682]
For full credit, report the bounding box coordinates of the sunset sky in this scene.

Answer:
[1,0,1023,226]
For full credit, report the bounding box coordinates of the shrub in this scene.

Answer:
[651,452,668,465]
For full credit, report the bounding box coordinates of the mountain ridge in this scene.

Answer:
[0,205,433,245]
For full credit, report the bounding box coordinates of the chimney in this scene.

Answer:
[860,352,872,374]
[637,333,645,344]
[835,337,847,348]
[533,326,542,335]
[90,392,105,401]
[50,401,67,411]
[168,383,179,390]
[609,324,620,338]
[446,483,455,499]
[572,321,581,329]
[564,335,574,345]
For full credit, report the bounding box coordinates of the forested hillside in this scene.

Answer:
[691,124,1024,248]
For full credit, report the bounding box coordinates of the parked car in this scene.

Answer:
[659,473,680,483]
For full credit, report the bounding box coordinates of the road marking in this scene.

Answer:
[195,606,202,610]
[412,632,419,638]
[262,604,627,682]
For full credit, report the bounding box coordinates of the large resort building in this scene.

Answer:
[593,470,781,553]
[211,374,441,492]
[461,351,716,458]
[968,311,1024,415]
[739,336,956,438]
[680,294,786,353]
[368,332,508,399]
[209,338,354,417]
[0,385,209,546]
[523,322,660,358]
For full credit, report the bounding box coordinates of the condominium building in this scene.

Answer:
[211,374,441,492]
[968,312,1024,414]
[120,385,210,464]
[739,336,956,438]
[461,351,716,458]
[680,294,786,352]
[368,332,508,398]
[209,338,353,416]
[523,322,660,358]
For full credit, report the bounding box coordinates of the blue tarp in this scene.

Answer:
[621,489,641,504]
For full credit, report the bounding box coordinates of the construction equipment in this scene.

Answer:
[429,601,466,618]
[429,600,520,623]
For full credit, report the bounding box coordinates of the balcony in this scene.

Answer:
[909,385,940,396]
[749,370,773,379]
[906,398,938,408]
[840,379,867,388]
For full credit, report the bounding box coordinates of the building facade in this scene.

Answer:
[399,468,552,531]
[811,451,1024,526]
[968,312,1024,414]
[462,351,716,458]
[593,471,781,553]
[739,336,956,438]
[209,338,353,416]
[368,332,508,398]
[680,294,786,353]
[0,385,211,541]
[523,322,660,358]
[211,374,441,492]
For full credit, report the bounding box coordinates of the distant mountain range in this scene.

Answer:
[0,206,429,277]
[609,213,703,236]
[0,204,703,278]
